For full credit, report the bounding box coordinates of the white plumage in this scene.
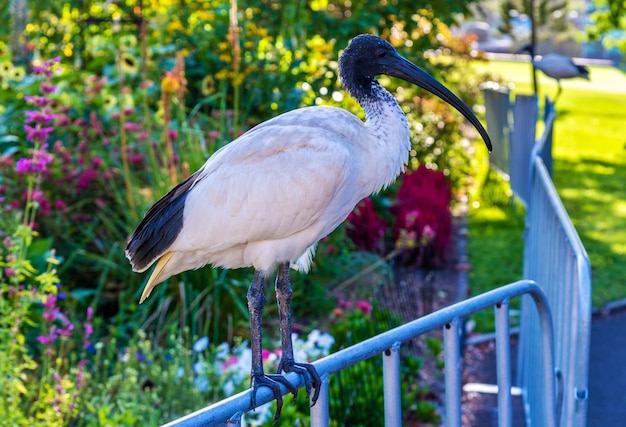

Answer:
[133,99,410,302]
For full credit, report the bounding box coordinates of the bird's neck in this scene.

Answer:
[357,80,411,188]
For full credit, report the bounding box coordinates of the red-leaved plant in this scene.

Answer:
[346,165,452,269]
[392,165,451,268]
[346,197,388,255]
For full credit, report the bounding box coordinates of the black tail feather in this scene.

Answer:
[126,171,200,271]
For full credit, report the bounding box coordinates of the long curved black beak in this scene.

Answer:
[383,52,493,152]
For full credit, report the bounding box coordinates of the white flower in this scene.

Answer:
[193,336,210,352]
[223,379,235,396]
[175,366,185,379]
[193,360,207,375]
[244,401,273,426]
[194,376,209,392]
[215,342,230,360]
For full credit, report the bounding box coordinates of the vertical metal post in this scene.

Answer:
[310,374,330,427]
[444,318,461,427]
[496,300,513,427]
[383,342,402,427]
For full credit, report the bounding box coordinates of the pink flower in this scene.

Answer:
[223,356,238,369]
[357,300,372,316]
[123,122,142,132]
[208,131,220,139]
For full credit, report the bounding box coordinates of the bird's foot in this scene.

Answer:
[277,358,322,407]
[251,369,298,422]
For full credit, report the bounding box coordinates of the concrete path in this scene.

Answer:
[587,309,626,426]
[463,308,626,426]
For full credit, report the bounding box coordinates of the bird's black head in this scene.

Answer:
[339,34,493,151]
[339,34,399,96]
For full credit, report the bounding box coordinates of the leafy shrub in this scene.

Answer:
[392,165,452,268]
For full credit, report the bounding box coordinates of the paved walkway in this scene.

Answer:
[463,308,626,426]
[587,308,626,426]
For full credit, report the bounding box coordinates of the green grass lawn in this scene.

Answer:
[468,59,626,311]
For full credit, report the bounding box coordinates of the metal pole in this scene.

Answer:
[310,374,330,427]
[383,342,402,427]
[444,318,461,427]
[496,300,513,427]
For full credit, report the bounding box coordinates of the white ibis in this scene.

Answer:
[126,34,492,419]
[520,44,590,102]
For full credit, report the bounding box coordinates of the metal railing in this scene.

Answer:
[164,281,557,427]
[518,102,592,427]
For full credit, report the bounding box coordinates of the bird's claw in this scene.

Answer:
[250,371,298,422]
[277,359,322,407]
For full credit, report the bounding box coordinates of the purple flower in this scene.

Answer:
[42,295,57,310]
[25,96,53,107]
[37,327,58,345]
[15,158,32,174]
[24,125,55,144]
[135,351,146,362]
[25,109,57,125]
[31,57,60,77]
[32,149,53,172]
[43,307,60,322]
[40,82,57,94]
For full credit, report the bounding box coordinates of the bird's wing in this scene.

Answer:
[178,108,367,255]
[129,106,373,284]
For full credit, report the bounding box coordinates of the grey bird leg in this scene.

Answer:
[555,80,563,103]
[275,262,322,406]
[248,271,297,421]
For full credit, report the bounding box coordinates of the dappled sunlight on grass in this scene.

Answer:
[471,58,626,310]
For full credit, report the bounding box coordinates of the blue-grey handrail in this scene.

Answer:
[163,280,557,427]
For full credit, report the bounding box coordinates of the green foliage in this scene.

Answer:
[587,0,626,55]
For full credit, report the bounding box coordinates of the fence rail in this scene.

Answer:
[164,281,556,427]
[519,102,591,427]
[481,88,591,426]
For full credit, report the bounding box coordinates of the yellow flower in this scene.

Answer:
[200,75,215,96]
[120,52,139,75]
[103,94,117,110]
[10,66,26,81]
[119,34,137,50]
[0,60,13,77]
[161,74,180,93]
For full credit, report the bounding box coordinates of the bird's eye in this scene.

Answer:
[376,49,388,58]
